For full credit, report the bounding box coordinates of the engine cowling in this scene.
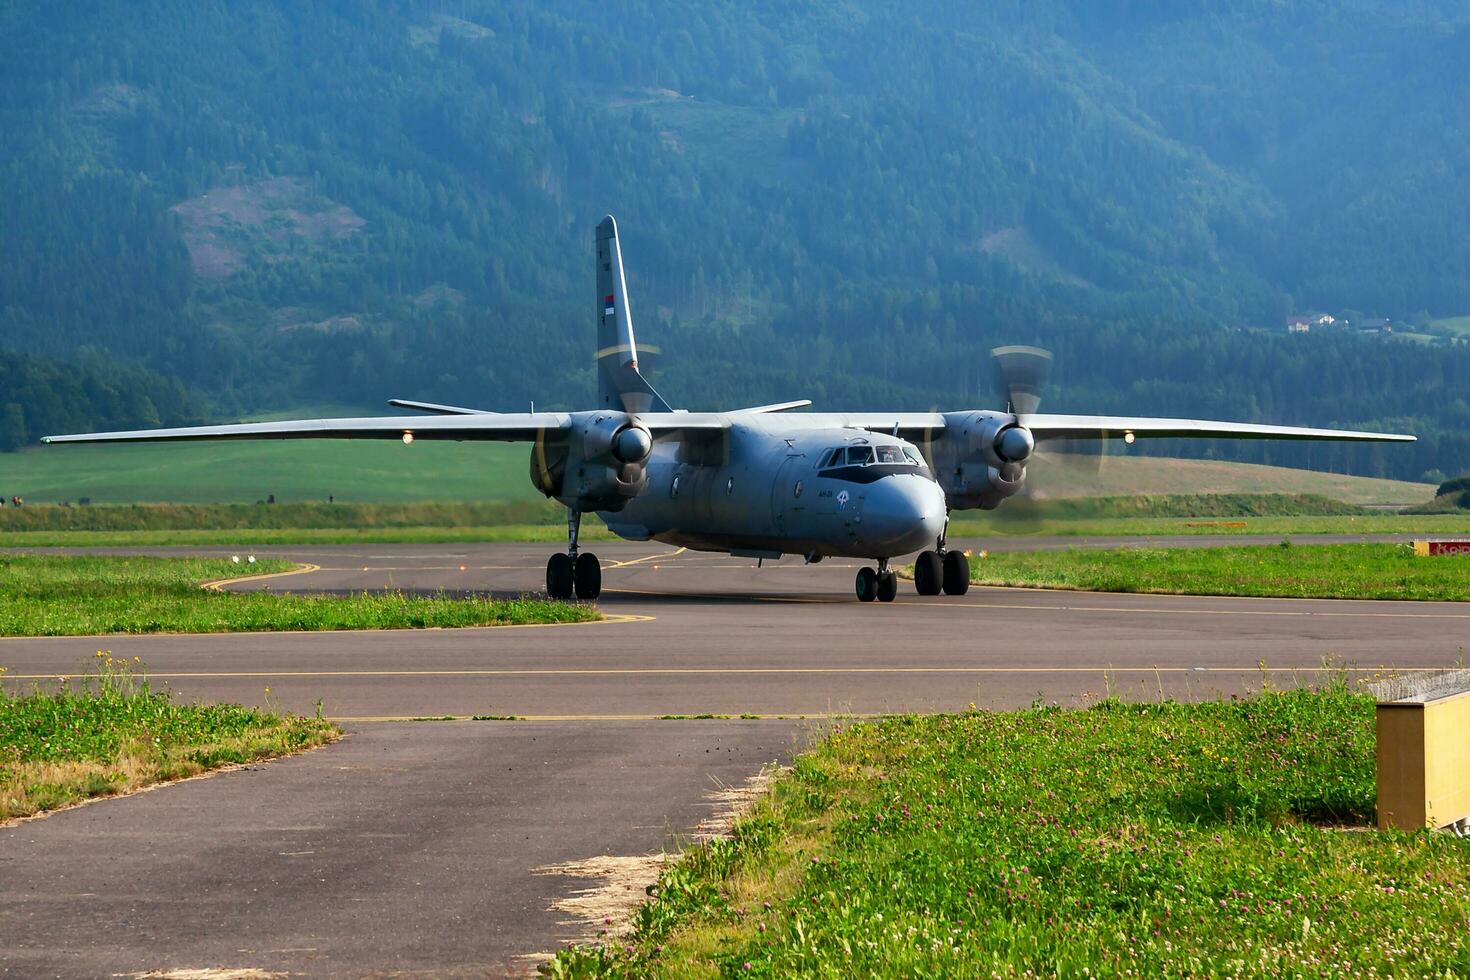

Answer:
[931,410,1034,510]
[530,411,653,512]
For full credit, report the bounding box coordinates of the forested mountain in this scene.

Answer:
[2,1,1468,479]
[0,350,205,452]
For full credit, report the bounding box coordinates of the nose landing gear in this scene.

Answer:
[856,559,899,603]
[546,508,601,600]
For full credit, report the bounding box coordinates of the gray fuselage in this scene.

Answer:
[599,417,947,560]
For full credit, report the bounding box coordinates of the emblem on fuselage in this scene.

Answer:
[837,490,850,509]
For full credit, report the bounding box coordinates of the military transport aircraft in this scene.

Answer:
[46,216,1415,602]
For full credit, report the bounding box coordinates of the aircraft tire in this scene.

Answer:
[855,566,879,602]
[942,550,970,596]
[573,552,602,600]
[913,551,943,595]
[877,570,898,602]
[547,552,574,600]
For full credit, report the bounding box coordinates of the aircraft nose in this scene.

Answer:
[859,475,947,554]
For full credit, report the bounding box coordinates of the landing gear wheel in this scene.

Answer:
[855,566,879,602]
[877,570,898,603]
[942,549,970,596]
[913,551,943,596]
[547,552,574,600]
[573,552,602,600]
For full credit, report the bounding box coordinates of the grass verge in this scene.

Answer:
[960,542,1470,601]
[947,512,1470,539]
[0,653,338,821]
[7,515,1470,549]
[545,686,1470,976]
[0,555,598,636]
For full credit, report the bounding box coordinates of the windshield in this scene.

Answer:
[875,445,906,463]
[845,446,875,465]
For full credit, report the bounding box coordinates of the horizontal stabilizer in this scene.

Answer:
[387,398,490,415]
[731,400,813,414]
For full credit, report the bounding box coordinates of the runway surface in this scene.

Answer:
[1,535,1460,976]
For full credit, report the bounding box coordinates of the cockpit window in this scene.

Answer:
[846,445,876,465]
[903,447,924,466]
[875,445,905,464]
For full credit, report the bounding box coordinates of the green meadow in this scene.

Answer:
[963,542,1470,601]
[0,438,539,504]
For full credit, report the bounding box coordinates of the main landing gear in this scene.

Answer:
[856,558,899,603]
[547,509,600,600]
[912,521,969,597]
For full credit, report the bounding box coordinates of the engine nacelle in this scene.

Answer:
[530,411,652,512]
[930,410,1033,510]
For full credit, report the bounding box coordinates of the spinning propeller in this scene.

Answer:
[988,345,1118,529]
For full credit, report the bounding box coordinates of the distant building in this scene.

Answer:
[1359,317,1394,334]
[1285,312,1335,333]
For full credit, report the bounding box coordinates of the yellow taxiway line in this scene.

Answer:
[200,562,322,591]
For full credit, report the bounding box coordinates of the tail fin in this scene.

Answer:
[596,215,671,413]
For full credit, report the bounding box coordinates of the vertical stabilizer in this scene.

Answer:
[596,216,671,413]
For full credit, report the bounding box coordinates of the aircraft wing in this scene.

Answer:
[1021,414,1416,443]
[43,412,729,445]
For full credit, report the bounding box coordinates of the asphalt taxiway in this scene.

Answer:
[0,536,1461,976]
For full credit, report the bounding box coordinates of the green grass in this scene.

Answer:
[961,542,1470,601]
[1429,314,1470,337]
[0,438,541,503]
[949,512,1470,539]
[0,653,338,821]
[0,555,598,636]
[0,524,621,548]
[0,500,565,531]
[5,501,1470,550]
[547,687,1470,976]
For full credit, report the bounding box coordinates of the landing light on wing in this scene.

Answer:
[402,431,414,445]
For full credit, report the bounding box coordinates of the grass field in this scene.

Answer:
[0,438,541,504]
[0,524,621,548]
[0,653,338,821]
[961,542,1470,601]
[0,437,1431,507]
[4,514,1470,549]
[0,555,597,636]
[1429,314,1470,337]
[549,687,1470,976]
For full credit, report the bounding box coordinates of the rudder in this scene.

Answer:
[596,215,671,413]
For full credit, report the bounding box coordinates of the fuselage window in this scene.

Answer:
[846,446,875,465]
[671,474,681,498]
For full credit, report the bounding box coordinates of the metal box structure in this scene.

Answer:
[1374,672,1470,832]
